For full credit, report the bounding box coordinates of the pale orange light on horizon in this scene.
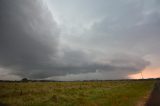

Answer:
[129,67,160,79]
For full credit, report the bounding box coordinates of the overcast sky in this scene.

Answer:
[0,0,160,80]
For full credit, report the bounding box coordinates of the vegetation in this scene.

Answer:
[21,78,29,82]
[0,80,154,106]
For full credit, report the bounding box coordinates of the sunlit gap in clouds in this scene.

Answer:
[129,67,160,79]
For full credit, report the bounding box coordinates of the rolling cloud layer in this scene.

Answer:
[0,0,159,80]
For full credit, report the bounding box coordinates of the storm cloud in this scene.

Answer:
[0,0,59,79]
[0,0,158,80]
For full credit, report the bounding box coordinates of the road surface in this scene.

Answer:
[145,81,160,106]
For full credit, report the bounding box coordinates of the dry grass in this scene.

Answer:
[0,80,154,106]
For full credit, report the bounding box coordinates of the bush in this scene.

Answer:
[21,78,28,82]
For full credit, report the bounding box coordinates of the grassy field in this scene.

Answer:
[0,80,154,106]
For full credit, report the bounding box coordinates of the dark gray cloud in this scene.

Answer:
[0,0,155,80]
[49,48,150,78]
[46,49,150,81]
[0,0,59,78]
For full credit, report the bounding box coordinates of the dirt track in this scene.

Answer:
[145,81,160,106]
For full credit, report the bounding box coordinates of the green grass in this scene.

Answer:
[0,80,154,106]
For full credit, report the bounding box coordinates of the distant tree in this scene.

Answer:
[21,78,28,82]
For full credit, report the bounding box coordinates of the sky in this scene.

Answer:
[0,0,160,80]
